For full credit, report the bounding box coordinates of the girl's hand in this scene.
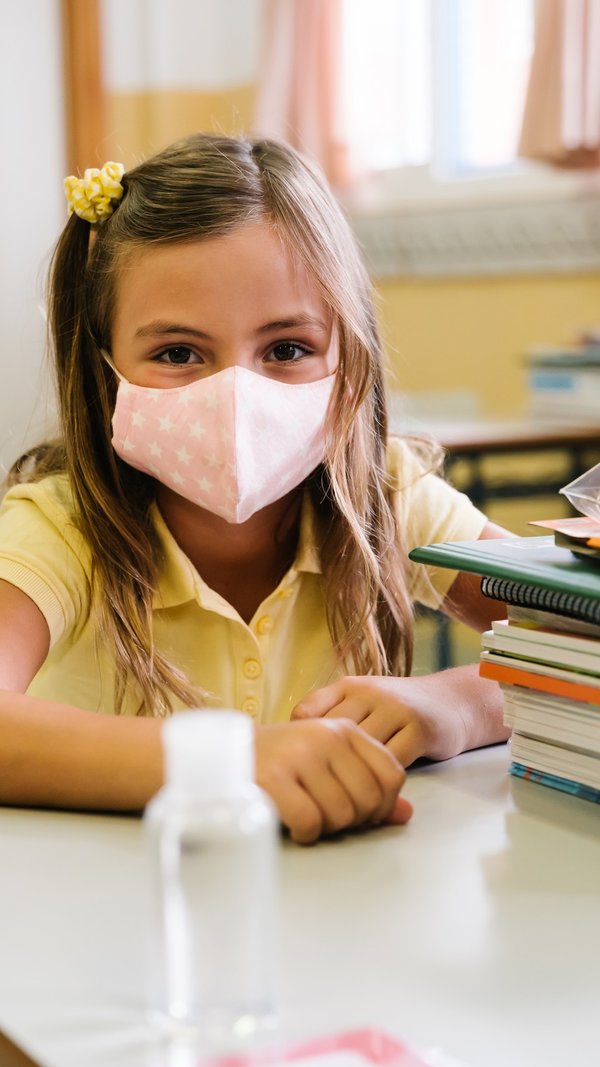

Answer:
[255,719,412,845]
[291,667,509,769]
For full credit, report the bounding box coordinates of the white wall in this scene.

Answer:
[101,0,263,91]
[0,0,65,475]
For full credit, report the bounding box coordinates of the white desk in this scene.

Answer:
[1,744,599,1067]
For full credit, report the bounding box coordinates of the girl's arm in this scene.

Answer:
[291,522,513,767]
[439,520,511,632]
[0,690,165,810]
[0,581,411,840]
[0,578,165,809]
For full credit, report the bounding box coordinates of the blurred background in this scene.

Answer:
[3,0,600,666]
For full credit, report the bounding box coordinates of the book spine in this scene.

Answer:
[479,658,600,705]
[480,576,600,625]
[510,762,600,803]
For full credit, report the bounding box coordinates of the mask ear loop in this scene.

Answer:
[101,349,128,383]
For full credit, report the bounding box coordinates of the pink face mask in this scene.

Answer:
[110,365,335,523]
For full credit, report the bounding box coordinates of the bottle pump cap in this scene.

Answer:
[162,710,254,799]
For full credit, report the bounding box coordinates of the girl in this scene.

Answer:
[0,134,510,843]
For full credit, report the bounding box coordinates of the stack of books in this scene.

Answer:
[409,534,600,804]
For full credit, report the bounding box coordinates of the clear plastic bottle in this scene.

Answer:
[144,710,279,1040]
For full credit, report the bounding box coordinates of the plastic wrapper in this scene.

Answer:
[560,461,600,520]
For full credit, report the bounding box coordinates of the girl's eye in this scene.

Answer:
[269,342,309,363]
[154,346,201,365]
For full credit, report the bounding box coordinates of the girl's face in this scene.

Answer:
[110,220,338,388]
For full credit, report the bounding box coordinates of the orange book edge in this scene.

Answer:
[480,660,600,706]
[530,517,600,547]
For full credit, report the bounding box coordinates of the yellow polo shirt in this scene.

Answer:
[0,438,486,720]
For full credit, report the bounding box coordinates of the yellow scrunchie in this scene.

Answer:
[64,161,125,225]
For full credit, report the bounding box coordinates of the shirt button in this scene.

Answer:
[242,697,259,716]
[256,615,273,635]
[243,658,262,679]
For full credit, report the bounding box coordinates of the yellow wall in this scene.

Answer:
[105,88,256,170]
[376,272,600,417]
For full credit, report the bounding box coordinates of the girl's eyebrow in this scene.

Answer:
[256,316,330,334]
[134,316,330,340]
[134,321,211,340]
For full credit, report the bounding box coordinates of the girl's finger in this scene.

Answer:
[386,722,427,769]
[342,722,407,822]
[350,706,409,745]
[325,746,388,827]
[298,760,360,834]
[271,777,325,845]
[323,696,370,724]
[290,681,346,720]
[383,794,414,825]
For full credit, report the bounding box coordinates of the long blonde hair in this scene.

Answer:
[9,133,429,714]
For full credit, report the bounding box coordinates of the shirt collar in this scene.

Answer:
[151,506,199,609]
[151,489,323,610]
[292,490,322,575]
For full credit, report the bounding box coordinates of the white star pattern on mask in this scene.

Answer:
[111,367,334,523]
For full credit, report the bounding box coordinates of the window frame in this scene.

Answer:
[340,0,600,280]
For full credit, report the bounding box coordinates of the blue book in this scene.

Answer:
[510,761,600,804]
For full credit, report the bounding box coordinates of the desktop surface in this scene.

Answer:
[0,744,598,1067]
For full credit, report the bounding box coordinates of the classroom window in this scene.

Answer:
[341,0,535,188]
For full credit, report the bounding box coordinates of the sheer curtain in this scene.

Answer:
[253,0,351,188]
[519,0,600,167]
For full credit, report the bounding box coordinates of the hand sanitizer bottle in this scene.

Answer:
[144,710,279,1041]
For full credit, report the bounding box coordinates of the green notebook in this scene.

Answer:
[408,535,600,599]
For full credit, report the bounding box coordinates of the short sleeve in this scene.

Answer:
[0,476,92,646]
[388,436,487,609]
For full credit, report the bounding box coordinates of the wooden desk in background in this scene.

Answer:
[402,418,600,668]
[428,418,600,509]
